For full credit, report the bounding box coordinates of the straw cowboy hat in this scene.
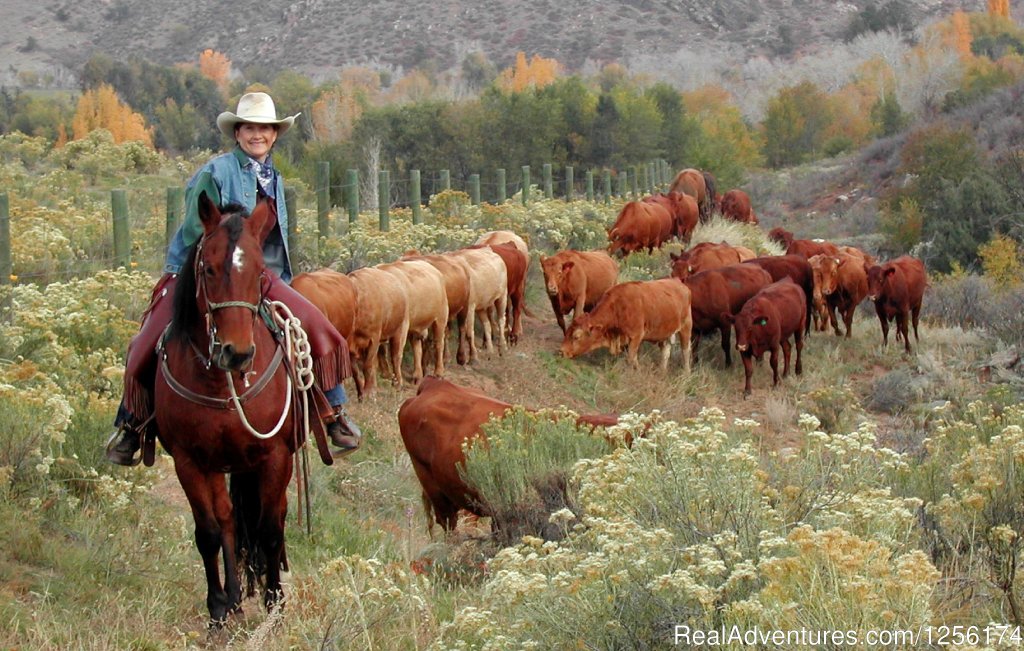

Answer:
[216,92,300,137]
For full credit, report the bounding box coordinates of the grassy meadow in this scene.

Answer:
[2,134,1024,649]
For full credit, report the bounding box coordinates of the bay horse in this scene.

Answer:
[155,192,297,624]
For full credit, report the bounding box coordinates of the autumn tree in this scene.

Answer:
[496,52,560,92]
[71,83,153,146]
[988,0,1011,20]
[198,49,231,94]
[761,82,832,168]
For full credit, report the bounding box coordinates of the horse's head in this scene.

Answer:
[182,192,274,372]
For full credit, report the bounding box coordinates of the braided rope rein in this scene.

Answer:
[225,299,315,439]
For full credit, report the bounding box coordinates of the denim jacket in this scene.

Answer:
[164,147,293,282]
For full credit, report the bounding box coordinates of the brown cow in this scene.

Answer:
[720,189,758,224]
[669,168,710,221]
[291,269,358,342]
[474,229,529,256]
[684,264,774,367]
[560,279,692,373]
[643,191,699,243]
[486,242,529,345]
[347,267,410,395]
[540,250,619,334]
[398,377,621,533]
[866,256,927,353]
[670,242,756,281]
[607,201,674,256]
[743,255,815,335]
[768,227,794,249]
[724,278,807,397]
[808,253,868,338]
[787,238,840,260]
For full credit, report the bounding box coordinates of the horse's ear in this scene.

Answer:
[198,191,220,236]
[248,201,275,246]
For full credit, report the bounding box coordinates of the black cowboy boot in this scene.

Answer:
[326,406,362,456]
[104,422,143,466]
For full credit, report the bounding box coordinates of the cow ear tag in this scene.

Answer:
[756,317,768,326]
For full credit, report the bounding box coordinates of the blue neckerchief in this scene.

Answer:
[248,156,277,198]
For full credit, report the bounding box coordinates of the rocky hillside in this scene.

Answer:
[3,0,984,86]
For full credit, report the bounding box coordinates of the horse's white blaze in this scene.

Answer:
[232,247,245,272]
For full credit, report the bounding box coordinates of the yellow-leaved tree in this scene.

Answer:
[71,84,153,146]
[198,49,231,94]
[496,52,560,92]
[310,67,382,144]
[988,0,1010,19]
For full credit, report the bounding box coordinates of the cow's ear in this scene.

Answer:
[670,251,679,261]
[539,254,547,264]
[884,267,897,277]
[721,312,734,325]
[755,317,769,326]
[687,265,694,274]
[562,261,575,272]
[835,257,844,267]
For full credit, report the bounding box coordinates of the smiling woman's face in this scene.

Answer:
[235,123,278,162]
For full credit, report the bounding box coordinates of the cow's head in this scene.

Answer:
[865,264,894,301]
[560,317,604,359]
[540,254,562,296]
[730,309,771,354]
[669,252,694,281]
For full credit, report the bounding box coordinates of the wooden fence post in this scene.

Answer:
[469,174,481,205]
[631,166,640,198]
[316,161,330,239]
[639,165,649,196]
[111,189,131,269]
[602,169,612,205]
[521,165,531,206]
[440,169,450,192]
[565,165,574,202]
[618,170,628,198]
[585,170,594,202]
[0,194,10,284]
[410,169,422,225]
[346,169,359,224]
[165,187,182,248]
[543,163,553,199]
[378,170,390,231]
[284,188,299,252]
[496,168,506,203]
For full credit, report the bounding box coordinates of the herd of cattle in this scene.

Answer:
[293,169,929,534]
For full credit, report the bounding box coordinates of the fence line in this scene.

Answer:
[0,159,677,283]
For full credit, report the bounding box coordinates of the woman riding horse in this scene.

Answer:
[106,91,361,465]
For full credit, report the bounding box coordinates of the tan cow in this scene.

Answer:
[401,252,472,364]
[808,252,869,338]
[445,247,508,363]
[474,229,529,256]
[347,267,410,395]
[291,269,358,341]
[540,249,619,333]
[377,259,449,382]
[561,278,692,373]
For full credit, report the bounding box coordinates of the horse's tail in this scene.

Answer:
[231,471,267,598]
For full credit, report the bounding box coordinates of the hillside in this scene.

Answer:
[2,0,979,86]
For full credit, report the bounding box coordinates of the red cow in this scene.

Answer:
[669,168,711,221]
[683,264,774,367]
[768,227,794,249]
[725,278,807,397]
[398,377,621,533]
[720,189,758,224]
[866,256,927,353]
[808,252,868,338]
[670,242,756,281]
[540,250,619,333]
[607,201,674,255]
[743,255,815,335]
[787,238,839,260]
[643,192,699,243]
[560,279,692,373]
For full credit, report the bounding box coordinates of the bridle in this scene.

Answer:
[194,235,266,372]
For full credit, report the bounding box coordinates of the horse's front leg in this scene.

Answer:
[211,474,243,617]
[174,458,238,625]
[259,453,294,611]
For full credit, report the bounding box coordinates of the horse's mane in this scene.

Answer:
[169,203,247,341]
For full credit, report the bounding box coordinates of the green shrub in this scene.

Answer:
[460,407,615,545]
